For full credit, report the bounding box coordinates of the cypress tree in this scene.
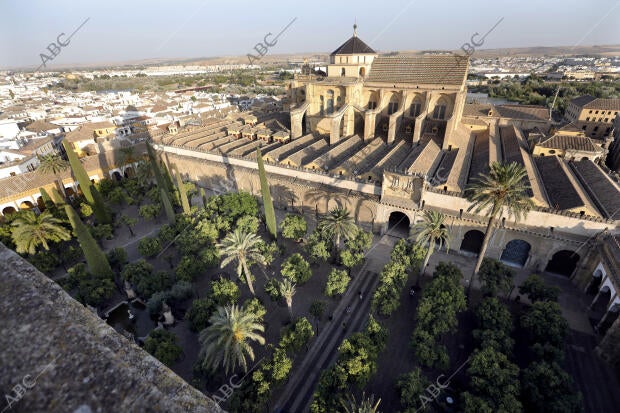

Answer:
[257,148,277,239]
[175,169,191,214]
[49,187,65,205]
[199,187,207,209]
[161,188,176,225]
[61,140,111,224]
[146,142,166,190]
[64,204,113,278]
[146,142,176,221]
[39,187,55,211]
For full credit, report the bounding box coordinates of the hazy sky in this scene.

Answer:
[1,0,620,69]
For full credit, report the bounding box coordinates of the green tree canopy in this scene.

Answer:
[10,210,71,255]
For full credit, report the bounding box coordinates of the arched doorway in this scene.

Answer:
[586,269,604,295]
[124,167,135,178]
[19,200,34,210]
[387,211,410,238]
[36,196,46,211]
[326,90,334,115]
[460,230,484,255]
[591,286,612,324]
[353,111,364,136]
[2,206,16,216]
[112,171,122,181]
[598,305,620,336]
[65,187,76,197]
[545,250,580,276]
[500,239,531,268]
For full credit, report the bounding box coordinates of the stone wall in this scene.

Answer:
[0,243,220,413]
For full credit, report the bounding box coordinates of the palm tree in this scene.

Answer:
[10,210,71,255]
[340,392,382,413]
[199,304,265,374]
[466,161,534,293]
[217,228,266,295]
[410,210,450,276]
[118,146,137,167]
[279,278,296,321]
[37,153,69,197]
[319,206,358,253]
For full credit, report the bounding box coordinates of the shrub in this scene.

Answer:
[269,348,292,383]
[243,298,266,320]
[147,291,170,315]
[80,202,93,217]
[279,317,314,353]
[176,255,206,282]
[280,214,307,240]
[144,329,182,366]
[158,224,177,244]
[265,278,281,301]
[281,253,312,284]
[106,247,128,271]
[139,203,161,220]
[211,277,241,306]
[138,236,162,258]
[170,281,194,301]
[185,297,216,332]
[66,263,114,306]
[90,224,114,241]
[325,269,351,297]
[236,215,260,234]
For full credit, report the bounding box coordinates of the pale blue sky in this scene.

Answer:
[1,0,620,69]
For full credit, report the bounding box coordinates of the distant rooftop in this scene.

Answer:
[366,55,468,86]
[331,26,376,55]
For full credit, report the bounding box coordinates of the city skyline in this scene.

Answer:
[2,0,620,69]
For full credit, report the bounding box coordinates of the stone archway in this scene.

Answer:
[387,211,410,238]
[598,304,620,336]
[2,206,16,216]
[460,230,484,255]
[545,250,580,276]
[500,239,531,268]
[353,111,364,137]
[19,200,34,210]
[586,269,604,295]
[36,196,46,211]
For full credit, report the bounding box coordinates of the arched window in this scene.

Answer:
[433,97,449,119]
[326,90,334,115]
[359,67,366,77]
[341,68,346,77]
[388,94,399,115]
[410,98,422,117]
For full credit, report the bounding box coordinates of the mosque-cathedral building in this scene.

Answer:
[1,28,620,367]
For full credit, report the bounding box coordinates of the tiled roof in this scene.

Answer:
[582,98,620,111]
[494,104,549,121]
[64,121,116,143]
[571,95,620,111]
[534,156,584,210]
[24,120,61,132]
[538,135,600,152]
[366,55,468,86]
[331,36,376,55]
[462,104,497,117]
[570,95,596,107]
[431,149,459,186]
[570,159,620,219]
[467,133,489,184]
